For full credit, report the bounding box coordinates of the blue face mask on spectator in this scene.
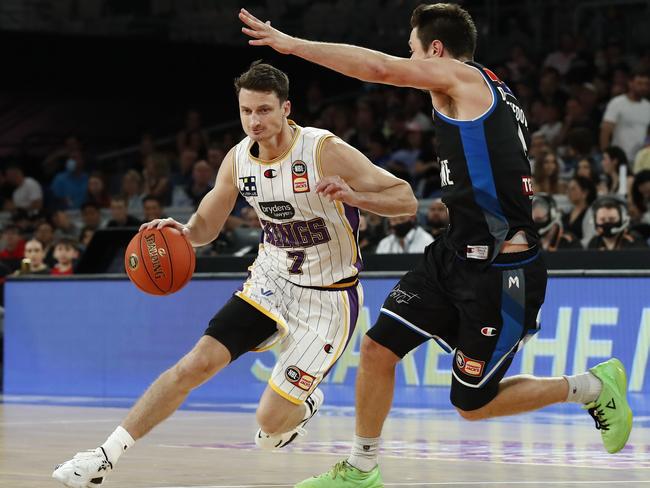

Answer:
[66,158,77,172]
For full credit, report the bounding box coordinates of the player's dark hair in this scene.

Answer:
[142,195,162,206]
[234,61,290,103]
[54,237,78,250]
[410,3,477,59]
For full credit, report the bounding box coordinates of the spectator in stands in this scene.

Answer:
[564,127,594,176]
[587,198,647,250]
[206,143,226,173]
[142,154,171,204]
[42,135,82,182]
[0,224,25,269]
[563,175,597,240]
[51,210,79,237]
[34,221,56,265]
[556,98,597,147]
[85,172,111,208]
[106,196,141,228]
[172,160,214,208]
[240,206,260,228]
[50,149,89,209]
[367,132,391,167]
[544,34,577,76]
[537,68,567,107]
[630,170,650,225]
[528,133,551,172]
[532,194,581,251]
[389,122,426,177]
[79,226,95,251]
[633,128,650,174]
[600,67,650,161]
[575,158,600,186]
[533,151,566,194]
[424,199,449,239]
[376,215,433,254]
[172,148,198,189]
[4,163,43,211]
[80,202,103,231]
[176,109,209,155]
[599,146,630,196]
[15,239,50,275]
[348,99,377,154]
[121,170,144,213]
[536,103,563,147]
[142,195,164,222]
[51,238,79,276]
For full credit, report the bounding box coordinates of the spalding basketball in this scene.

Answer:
[125,226,195,295]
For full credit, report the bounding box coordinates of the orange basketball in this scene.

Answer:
[124,226,195,295]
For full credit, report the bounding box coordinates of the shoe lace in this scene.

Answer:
[586,403,610,431]
[329,461,350,480]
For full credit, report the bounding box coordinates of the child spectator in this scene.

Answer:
[51,238,79,276]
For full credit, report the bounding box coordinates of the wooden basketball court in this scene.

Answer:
[1,398,649,487]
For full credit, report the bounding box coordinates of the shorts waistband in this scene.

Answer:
[490,246,540,268]
[293,275,359,291]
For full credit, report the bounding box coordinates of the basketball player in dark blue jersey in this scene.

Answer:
[241,4,632,486]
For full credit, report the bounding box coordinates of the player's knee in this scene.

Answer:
[455,406,488,421]
[172,353,217,391]
[360,335,399,369]
[255,406,288,435]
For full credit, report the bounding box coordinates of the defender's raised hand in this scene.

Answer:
[239,8,296,54]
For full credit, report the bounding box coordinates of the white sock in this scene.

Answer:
[101,426,135,464]
[564,372,602,404]
[347,435,379,472]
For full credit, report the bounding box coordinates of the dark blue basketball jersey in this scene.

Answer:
[432,61,538,262]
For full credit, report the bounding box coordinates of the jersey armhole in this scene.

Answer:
[231,146,239,188]
[314,134,337,180]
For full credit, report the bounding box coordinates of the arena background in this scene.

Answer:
[1,2,650,486]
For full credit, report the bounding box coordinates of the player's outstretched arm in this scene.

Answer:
[140,148,239,247]
[317,137,417,217]
[239,8,461,92]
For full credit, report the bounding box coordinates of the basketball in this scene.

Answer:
[124,226,195,295]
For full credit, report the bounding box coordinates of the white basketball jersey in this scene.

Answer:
[233,121,361,287]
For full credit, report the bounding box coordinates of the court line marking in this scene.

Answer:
[159,444,650,471]
[148,482,650,487]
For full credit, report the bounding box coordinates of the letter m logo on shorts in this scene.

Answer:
[508,276,520,289]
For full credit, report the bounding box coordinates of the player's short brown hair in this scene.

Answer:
[411,3,477,59]
[234,61,290,102]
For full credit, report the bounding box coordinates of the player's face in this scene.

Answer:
[238,89,290,142]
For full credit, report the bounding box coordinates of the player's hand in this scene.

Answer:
[316,176,358,206]
[239,8,297,54]
[139,217,190,237]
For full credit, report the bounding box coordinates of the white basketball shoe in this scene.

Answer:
[255,387,324,449]
[52,447,113,488]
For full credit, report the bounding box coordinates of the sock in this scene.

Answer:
[564,372,602,404]
[101,426,135,464]
[347,435,380,472]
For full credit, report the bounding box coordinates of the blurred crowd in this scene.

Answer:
[1,33,650,278]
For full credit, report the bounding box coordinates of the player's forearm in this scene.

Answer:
[290,38,391,84]
[352,183,418,217]
[185,212,221,247]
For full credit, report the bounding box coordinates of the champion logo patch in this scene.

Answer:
[481,327,497,337]
[264,168,277,178]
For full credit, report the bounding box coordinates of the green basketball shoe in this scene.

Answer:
[294,461,383,488]
[585,358,633,454]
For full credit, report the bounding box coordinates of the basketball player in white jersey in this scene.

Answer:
[52,62,417,488]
